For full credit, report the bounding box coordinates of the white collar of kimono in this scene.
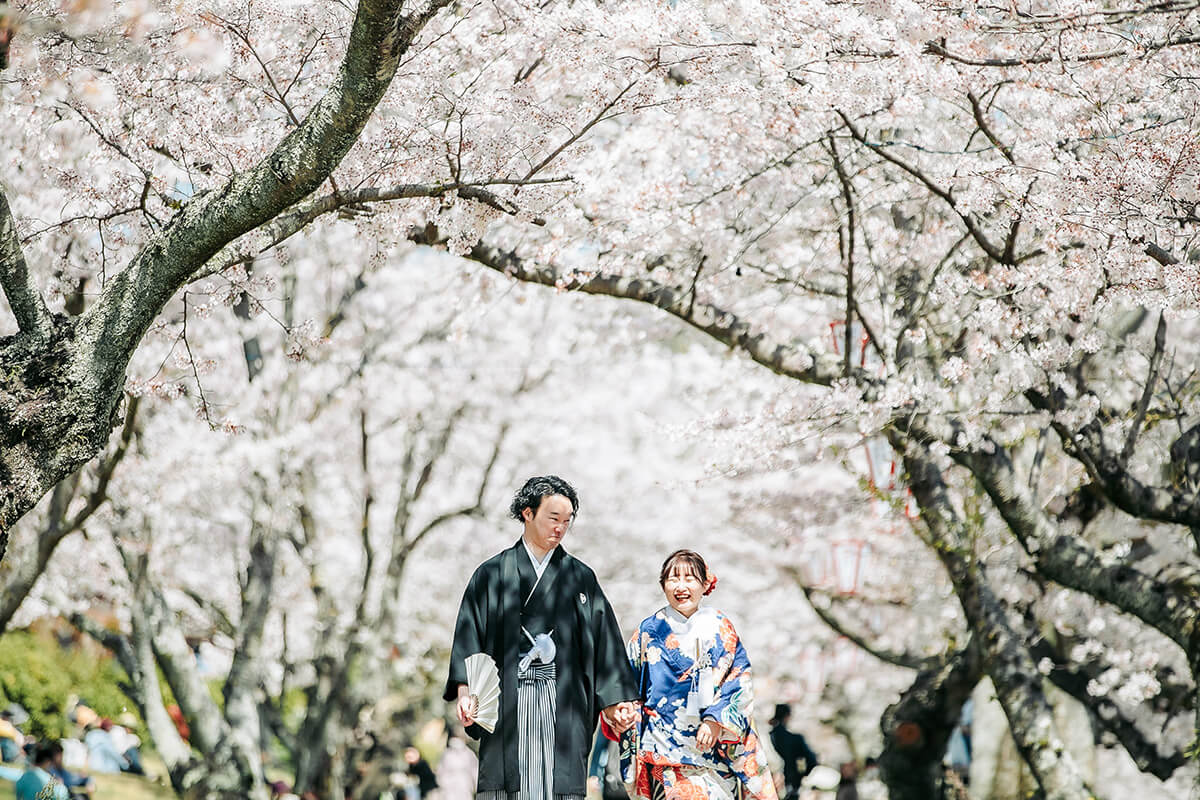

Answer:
[662,605,717,628]
[522,538,555,582]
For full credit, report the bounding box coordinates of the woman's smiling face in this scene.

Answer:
[662,564,705,618]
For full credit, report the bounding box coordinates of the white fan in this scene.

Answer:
[803,765,841,791]
[465,652,501,733]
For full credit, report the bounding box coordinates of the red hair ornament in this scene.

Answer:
[703,572,718,596]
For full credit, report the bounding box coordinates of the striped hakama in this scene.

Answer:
[476,662,585,800]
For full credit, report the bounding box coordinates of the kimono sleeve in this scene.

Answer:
[443,567,487,702]
[590,583,639,711]
[702,614,754,737]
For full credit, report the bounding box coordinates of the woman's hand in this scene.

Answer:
[695,719,723,751]
[456,685,478,727]
[602,701,640,734]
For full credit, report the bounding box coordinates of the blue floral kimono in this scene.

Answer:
[614,606,776,800]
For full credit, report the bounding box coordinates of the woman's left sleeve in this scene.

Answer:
[702,616,754,737]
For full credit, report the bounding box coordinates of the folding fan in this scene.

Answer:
[465,652,501,733]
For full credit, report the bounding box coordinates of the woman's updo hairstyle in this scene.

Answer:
[659,549,718,595]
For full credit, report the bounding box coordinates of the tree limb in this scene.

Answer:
[1027,389,1200,528]
[910,417,1200,652]
[463,241,843,386]
[0,182,53,342]
[966,90,1015,164]
[190,179,557,284]
[1033,638,1189,780]
[78,0,455,392]
[899,439,1095,800]
[1121,312,1166,465]
[781,563,931,670]
[837,111,1012,265]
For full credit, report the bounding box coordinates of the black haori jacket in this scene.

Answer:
[444,541,638,795]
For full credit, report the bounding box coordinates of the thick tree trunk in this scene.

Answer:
[129,555,267,800]
[0,476,78,631]
[878,641,982,800]
[0,324,124,546]
[223,522,277,786]
[901,445,1096,800]
[0,0,452,559]
[0,401,134,630]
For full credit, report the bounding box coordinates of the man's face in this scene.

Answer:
[522,494,574,554]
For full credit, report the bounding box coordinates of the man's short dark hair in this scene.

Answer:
[34,741,61,765]
[509,475,579,522]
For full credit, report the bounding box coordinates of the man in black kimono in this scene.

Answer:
[445,475,638,800]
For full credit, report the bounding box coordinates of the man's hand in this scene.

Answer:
[602,701,639,734]
[456,684,478,727]
[695,719,722,751]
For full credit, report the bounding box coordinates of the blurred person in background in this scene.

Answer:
[0,710,24,763]
[83,719,127,774]
[105,718,145,776]
[15,742,68,800]
[436,728,477,800]
[768,704,818,800]
[405,746,438,799]
[44,741,95,799]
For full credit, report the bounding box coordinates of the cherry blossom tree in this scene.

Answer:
[6,1,1200,798]
[31,241,805,798]
[438,3,1200,798]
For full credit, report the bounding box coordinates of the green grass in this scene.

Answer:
[0,769,178,800]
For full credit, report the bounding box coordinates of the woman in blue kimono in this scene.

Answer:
[607,549,777,800]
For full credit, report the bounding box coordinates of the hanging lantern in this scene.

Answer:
[830,538,870,595]
[863,436,897,491]
[800,644,827,695]
[828,319,870,368]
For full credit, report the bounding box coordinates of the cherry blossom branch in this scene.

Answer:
[838,111,1012,265]
[924,31,1200,68]
[390,405,466,550]
[830,134,856,377]
[189,178,558,283]
[81,0,455,383]
[1122,312,1167,464]
[1032,636,1189,780]
[462,240,844,387]
[781,564,932,670]
[0,182,53,342]
[909,416,1200,651]
[966,90,1015,165]
[399,421,506,558]
[1025,388,1200,528]
[521,77,642,182]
